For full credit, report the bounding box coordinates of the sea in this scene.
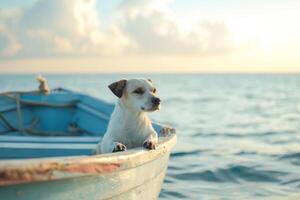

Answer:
[1,74,300,200]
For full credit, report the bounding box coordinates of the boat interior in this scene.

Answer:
[0,89,162,159]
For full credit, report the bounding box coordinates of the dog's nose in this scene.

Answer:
[152,97,161,106]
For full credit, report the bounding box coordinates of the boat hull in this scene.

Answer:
[0,152,170,200]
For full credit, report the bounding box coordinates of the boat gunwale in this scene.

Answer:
[0,133,176,186]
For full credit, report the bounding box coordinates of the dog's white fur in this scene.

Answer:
[94,78,160,154]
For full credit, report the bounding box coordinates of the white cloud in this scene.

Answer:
[0,8,23,57]
[0,0,236,58]
[0,0,131,58]
[0,34,22,57]
[26,29,73,54]
[118,0,235,55]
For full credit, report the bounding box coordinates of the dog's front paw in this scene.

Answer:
[143,140,156,150]
[160,127,176,136]
[112,142,127,152]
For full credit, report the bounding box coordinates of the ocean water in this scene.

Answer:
[1,74,300,199]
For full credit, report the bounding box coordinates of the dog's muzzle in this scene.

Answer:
[141,97,161,111]
[151,97,161,107]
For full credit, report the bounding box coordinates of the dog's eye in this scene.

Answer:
[133,88,144,95]
[152,88,156,93]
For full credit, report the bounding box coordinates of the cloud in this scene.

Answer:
[0,0,235,58]
[0,0,130,58]
[0,8,23,57]
[118,0,234,55]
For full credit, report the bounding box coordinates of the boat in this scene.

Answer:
[0,84,176,200]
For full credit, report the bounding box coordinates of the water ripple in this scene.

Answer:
[193,131,294,138]
[278,152,300,165]
[171,150,202,157]
[159,189,188,199]
[172,165,288,183]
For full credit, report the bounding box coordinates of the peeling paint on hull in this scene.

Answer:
[0,162,121,186]
[0,134,176,200]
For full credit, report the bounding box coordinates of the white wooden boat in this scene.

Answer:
[0,87,176,200]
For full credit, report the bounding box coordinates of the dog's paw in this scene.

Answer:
[112,143,127,152]
[160,127,176,136]
[143,140,156,150]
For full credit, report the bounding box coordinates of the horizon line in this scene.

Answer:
[1,71,300,75]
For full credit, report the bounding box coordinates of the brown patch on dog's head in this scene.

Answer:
[147,79,152,83]
[108,79,127,98]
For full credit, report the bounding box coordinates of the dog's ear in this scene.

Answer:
[147,79,152,83]
[108,79,127,98]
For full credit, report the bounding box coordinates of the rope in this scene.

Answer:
[23,129,72,136]
[15,94,24,133]
[0,113,17,131]
[0,87,67,97]
[0,113,88,136]
[1,93,79,108]
[20,99,79,108]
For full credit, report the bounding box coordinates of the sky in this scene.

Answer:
[0,0,300,74]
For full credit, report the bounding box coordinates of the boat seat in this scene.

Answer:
[0,134,101,159]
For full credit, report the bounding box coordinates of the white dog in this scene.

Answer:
[94,78,161,154]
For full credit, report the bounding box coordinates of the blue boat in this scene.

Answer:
[0,85,176,199]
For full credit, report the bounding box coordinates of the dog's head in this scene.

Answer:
[108,78,161,112]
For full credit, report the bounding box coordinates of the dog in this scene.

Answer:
[94,78,161,154]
